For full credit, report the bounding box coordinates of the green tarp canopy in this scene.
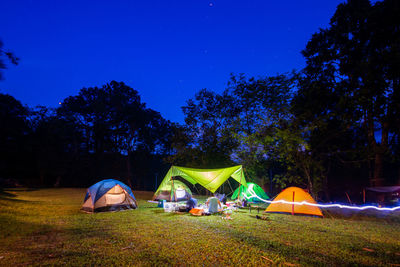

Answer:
[154,165,247,198]
[232,182,269,202]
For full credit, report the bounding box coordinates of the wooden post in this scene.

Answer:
[345,192,352,204]
[292,191,295,215]
[363,189,365,204]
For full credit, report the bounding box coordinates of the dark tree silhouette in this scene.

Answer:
[57,81,172,188]
[0,93,30,184]
[0,39,19,80]
[298,0,400,186]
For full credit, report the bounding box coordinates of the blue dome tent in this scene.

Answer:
[82,179,138,212]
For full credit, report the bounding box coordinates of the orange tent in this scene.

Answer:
[265,187,323,217]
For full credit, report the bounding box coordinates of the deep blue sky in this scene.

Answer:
[1,0,344,123]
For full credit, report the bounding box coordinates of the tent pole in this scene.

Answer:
[237,167,243,200]
[227,179,234,195]
[194,184,201,195]
[292,191,295,215]
[171,176,176,202]
[227,179,233,193]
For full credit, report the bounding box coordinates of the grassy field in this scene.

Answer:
[0,188,400,266]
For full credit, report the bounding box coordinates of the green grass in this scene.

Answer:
[0,188,400,266]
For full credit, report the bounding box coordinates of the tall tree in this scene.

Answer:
[180,88,237,168]
[29,106,84,186]
[0,93,30,182]
[224,73,298,190]
[299,0,400,186]
[58,81,171,188]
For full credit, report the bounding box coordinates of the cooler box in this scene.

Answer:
[157,199,166,208]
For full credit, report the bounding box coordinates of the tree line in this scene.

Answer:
[1,0,399,200]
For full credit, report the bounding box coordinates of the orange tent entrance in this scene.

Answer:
[265,187,323,217]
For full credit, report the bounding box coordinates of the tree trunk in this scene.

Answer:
[303,160,314,198]
[372,152,384,186]
[371,121,389,186]
[322,174,329,201]
[398,165,400,185]
[322,160,331,201]
[126,151,133,188]
[306,172,314,198]
[365,111,389,187]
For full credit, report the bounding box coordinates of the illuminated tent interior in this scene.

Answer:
[232,182,269,202]
[82,179,138,212]
[153,180,192,202]
[265,187,323,217]
[153,165,247,201]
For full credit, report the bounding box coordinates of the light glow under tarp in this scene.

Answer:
[154,165,247,200]
[245,186,400,212]
[175,189,186,199]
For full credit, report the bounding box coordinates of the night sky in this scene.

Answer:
[1,0,343,123]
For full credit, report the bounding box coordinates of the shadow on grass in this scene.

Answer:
[2,188,39,192]
[140,206,160,209]
[0,213,118,266]
[0,196,38,203]
[234,209,249,214]
[151,210,191,217]
[0,213,54,241]
[190,214,355,265]
[0,190,17,197]
[0,193,41,203]
[0,189,43,203]
[151,209,165,214]
[235,213,400,265]
[324,208,400,223]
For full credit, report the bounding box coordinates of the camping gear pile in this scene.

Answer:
[153,165,248,216]
[151,166,325,218]
[364,186,400,206]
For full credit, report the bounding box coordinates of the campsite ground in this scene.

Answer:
[0,189,399,266]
